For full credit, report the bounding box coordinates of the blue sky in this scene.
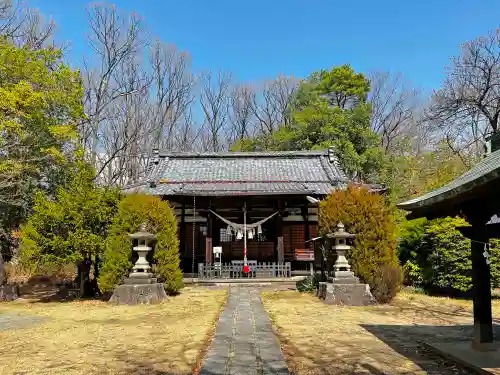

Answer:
[31,0,500,94]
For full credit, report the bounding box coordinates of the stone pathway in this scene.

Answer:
[0,313,46,331]
[200,286,289,375]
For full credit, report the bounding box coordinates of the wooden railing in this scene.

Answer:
[198,261,291,280]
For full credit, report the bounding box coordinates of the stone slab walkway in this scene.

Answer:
[200,286,289,375]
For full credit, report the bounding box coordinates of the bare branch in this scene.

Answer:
[251,75,298,135]
[0,0,56,49]
[430,28,500,144]
[149,40,196,150]
[228,84,255,145]
[368,71,421,152]
[82,3,147,177]
[199,71,232,151]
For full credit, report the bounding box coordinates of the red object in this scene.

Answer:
[243,265,249,273]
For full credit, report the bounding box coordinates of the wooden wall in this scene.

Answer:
[283,223,318,262]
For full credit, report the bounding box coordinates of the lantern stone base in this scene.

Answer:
[123,272,158,285]
[0,283,20,301]
[317,280,376,306]
[109,282,167,305]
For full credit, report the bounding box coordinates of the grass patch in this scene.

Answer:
[0,287,227,375]
[261,290,500,375]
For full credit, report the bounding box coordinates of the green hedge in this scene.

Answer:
[398,216,500,293]
[98,194,183,294]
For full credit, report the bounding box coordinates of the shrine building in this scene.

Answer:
[124,149,383,274]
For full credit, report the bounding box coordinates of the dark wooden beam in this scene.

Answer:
[205,201,213,265]
[302,203,310,246]
[276,199,284,263]
[180,200,186,256]
[457,223,494,349]
[458,223,500,239]
[213,206,220,248]
[164,194,311,211]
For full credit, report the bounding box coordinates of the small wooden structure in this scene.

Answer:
[398,140,500,351]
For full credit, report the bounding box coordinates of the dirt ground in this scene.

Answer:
[0,286,227,375]
[261,290,500,375]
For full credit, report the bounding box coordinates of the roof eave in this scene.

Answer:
[397,169,500,213]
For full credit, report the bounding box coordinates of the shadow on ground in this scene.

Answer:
[17,279,110,303]
[273,318,496,374]
[360,323,500,374]
[112,348,216,375]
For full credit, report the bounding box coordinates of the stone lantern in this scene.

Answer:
[109,223,168,305]
[126,223,156,283]
[317,222,375,306]
[327,222,357,281]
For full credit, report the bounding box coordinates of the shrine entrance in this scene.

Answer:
[197,202,292,280]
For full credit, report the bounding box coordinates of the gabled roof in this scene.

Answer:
[124,150,351,196]
[397,148,500,217]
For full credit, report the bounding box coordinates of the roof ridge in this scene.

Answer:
[157,150,329,158]
[158,179,336,183]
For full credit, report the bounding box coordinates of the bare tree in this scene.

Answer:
[429,108,487,166]
[251,75,298,135]
[0,0,56,49]
[228,84,255,145]
[149,40,196,150]
[369,71,421,152]
[97,50,152,186]
[175,108,202,151]
[430,28,500,160]
[200,71,232,151]
[82,3,147,182]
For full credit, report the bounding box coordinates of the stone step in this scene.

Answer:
[129,272,154,279]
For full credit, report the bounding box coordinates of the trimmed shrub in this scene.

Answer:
[296,275,319,293]
[319,185,402,303]
[370,264,404,303]
[98,194,183,294]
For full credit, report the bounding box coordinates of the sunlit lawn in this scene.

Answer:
[0,287,227,375]
[262,290,500,375]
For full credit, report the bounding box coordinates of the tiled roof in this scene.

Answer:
[487,214,500,225]
[398,148,500,213]
[124,150,349,196]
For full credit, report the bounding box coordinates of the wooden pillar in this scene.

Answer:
[205,206,213,265]
[180,201,186,256]
[471,231,494,348]
[302,203,313,275]
[276,200,284,263]
[302,204,310,247]
[459,223,494,349]
[213,209,221,248]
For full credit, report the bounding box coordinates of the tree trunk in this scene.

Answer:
[79,262,85,297]
[78,258,92,298]
[0,250,6,286]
